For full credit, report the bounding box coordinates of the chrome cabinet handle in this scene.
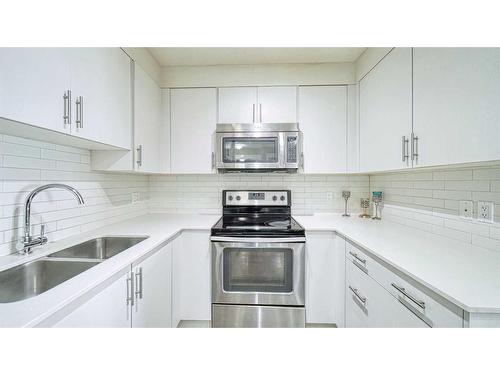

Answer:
[391,283,425,309]
[63,90,72,126]
[252,104,256,123]
[259,103,262,122]
[135,268,143,299]
[300,152,304,169]
[75,96,83,129]
[349,250,366,264]
[402,136,409,164]
[411,132,419,163]
[211,152,215,170]
[136,145,142,167]
[349,285,367,305]
[126,273,134,306]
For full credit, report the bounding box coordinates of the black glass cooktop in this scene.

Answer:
[211,215,305,237]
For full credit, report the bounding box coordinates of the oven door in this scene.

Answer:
[212,238,305,306]
[215,132,285,170]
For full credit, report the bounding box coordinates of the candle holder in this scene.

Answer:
[342,190,351,217]
[372,191,383,220]
[359,198,371,218]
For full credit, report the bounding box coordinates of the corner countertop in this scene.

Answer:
[1,212,499,327]
[295,214,500,314]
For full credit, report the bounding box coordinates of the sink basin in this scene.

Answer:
[0,259,97,303]
[47,236,148,260]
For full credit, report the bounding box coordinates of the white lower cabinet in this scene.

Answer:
[346,260,428,328]
[131,243,173,328]
[345,241,464,328]
[305,232,345,326]
[54,243,173,328]
[172,230,211,327]
[54,269,132,328]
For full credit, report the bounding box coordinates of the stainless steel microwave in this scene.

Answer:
[215,123,302,172]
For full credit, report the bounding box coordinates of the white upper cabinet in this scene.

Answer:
[359,48,413,172]
[299,86,347,173]
[218,87,257,123]
[218,86,297,123]
[134,63,162,173]
[0,48,71,133]
[413,48,500,167]
[257,86,297,123]
[69,48,132,149]
[170,88,217,173]
[0,48,132,150]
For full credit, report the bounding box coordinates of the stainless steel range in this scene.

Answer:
[211,190,306,328]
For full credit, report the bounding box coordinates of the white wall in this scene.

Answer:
[0,133,149,256]
[161,62,355,87]
[122,47,162,85]
[355,47,393,81]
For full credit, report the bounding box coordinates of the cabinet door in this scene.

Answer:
[172,231,211,327]
[134,63,162,173]
[359,48,413,172]
[299,86,347,173]
[258,86,297,123]
[306,232,345,326]
[413,48,500,167]
[218,87,257,123]
[70,48,132,149]
[0,48,71,133]
[132,243,172,328]
[346,261,427,328]
[170,88,217,173]
[54,271,132,328]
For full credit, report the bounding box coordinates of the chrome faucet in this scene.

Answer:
[18,184,84,254]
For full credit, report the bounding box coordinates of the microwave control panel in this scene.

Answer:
[286,136,298,163]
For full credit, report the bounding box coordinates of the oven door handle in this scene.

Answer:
[211,236,305,243]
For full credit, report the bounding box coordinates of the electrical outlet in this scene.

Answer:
[131,192,140,204]
[326,192,333,201]
[459,200,473,219]
[478,201,494,223]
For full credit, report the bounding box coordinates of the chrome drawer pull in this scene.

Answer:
[349,250,366,264]
[391,283,425,309]
[349,285,366,305]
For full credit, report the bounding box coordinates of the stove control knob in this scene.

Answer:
[228,195,233,201]
[272,196,277,201]
[236,195,241,201]
[280,195,286,201]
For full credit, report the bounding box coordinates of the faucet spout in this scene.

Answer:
[21,184,85,254]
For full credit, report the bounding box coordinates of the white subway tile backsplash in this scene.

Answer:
[0,133,148,256]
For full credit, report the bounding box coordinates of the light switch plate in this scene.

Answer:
[459,200,474,219]
[478,201,494,223]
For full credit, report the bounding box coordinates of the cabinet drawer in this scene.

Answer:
[346,241,463,327]
[346,260,428,328]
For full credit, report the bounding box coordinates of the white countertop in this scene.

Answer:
[1,212,499,327]
[0,214,220,327]
[295,214,500,314]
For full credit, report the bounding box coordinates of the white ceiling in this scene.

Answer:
[148,47,366,66]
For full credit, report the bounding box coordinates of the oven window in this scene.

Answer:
[223,248,293,293]
[222,138,278,163]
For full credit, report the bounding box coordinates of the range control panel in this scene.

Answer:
[224,190,290,206]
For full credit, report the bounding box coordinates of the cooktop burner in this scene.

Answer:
[211,190,305,237]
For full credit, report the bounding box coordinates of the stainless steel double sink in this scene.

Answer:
[0,236,148,303]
